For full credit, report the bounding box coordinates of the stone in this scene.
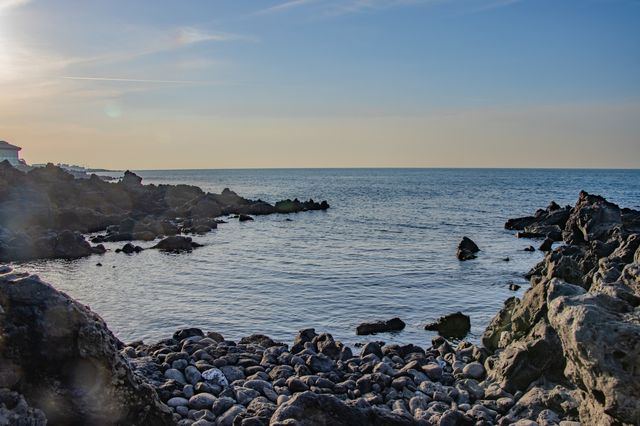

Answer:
[168,397,190,407]
[152,236,202,252]
[173,328,204,341]
[539,237,554,252]
[238,334,280,348]
[185,365,203,385]
[212,397,236,416]
[290,328,318,353]
[424,312,471,339]
[306,353,335,373]
[287,377,309,393]
[361,342,383,359]
[457,236,480,261]
[216,405,245,426]
[422,363,443,381]
[202,368,229,387]
[220,365,245,383]
[270,391,414,425]
[165,368,187,384]
[188,393,216,410]
[462,362,485,380]
[356,318,406,335]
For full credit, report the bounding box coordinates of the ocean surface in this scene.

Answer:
[16,168,640,348]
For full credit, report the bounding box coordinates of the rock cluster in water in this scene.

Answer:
[1,191,638,426]
[0,162,329,262]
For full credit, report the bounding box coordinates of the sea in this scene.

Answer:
[16,168,640,348]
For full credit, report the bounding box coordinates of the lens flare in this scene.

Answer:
[104,102,122,119]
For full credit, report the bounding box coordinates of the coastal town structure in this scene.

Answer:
[0,141,26,166]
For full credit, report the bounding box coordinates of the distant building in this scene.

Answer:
[0,141,25,166]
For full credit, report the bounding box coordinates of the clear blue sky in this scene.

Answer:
[1,0,639,168]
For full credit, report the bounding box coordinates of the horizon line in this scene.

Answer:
[85,165,640,172]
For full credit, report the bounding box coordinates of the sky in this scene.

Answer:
[0,0,638,169]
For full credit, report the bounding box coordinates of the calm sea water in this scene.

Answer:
[15,169,640,347]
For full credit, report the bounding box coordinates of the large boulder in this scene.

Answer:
[270,391,414,426]
[0,274,173,425]
[152,236,202,252]
[547,268,640,426]
[457,237,480,261]
[356,318,406,335]
[424,312,471,338]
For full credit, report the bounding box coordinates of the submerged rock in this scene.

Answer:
[152,236,202,252]
[356,318,406,335]
[457,236,480,261]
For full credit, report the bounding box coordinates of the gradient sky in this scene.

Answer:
[0,0,639,169]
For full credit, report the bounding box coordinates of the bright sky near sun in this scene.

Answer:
[0,0,638,169]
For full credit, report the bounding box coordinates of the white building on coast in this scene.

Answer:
[0,141,26,166]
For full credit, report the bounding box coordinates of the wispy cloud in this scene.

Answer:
[0,0,30,12]
[61,76,225,85]
[257,0,521,17]
[257,0,318,15]
[174,27,257,45]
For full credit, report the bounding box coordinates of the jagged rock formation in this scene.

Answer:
[0,162,329,262]
[0,272,173,425]
[485,191,640,425]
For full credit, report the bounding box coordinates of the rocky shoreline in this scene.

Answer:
[0,161,329,262]
[1,190,639,425]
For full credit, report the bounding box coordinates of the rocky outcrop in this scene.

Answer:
[457,237,480,261]
[484,191,640,426]
[0,162,330,262]
[0,273,173,425]
[0,228,105,262]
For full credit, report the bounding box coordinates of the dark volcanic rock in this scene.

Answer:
[117,243,143,254]
[152,236,202,252]
[457,236,480,261]
[424,312,471,339]
[539,237,554,252]
[0,274,173,425]
[0,388,47,426]
[356,318,406,335]
[0,162,330,262]
[0,229,97,262]
[485,192,640,426]
[270,391,413,426]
